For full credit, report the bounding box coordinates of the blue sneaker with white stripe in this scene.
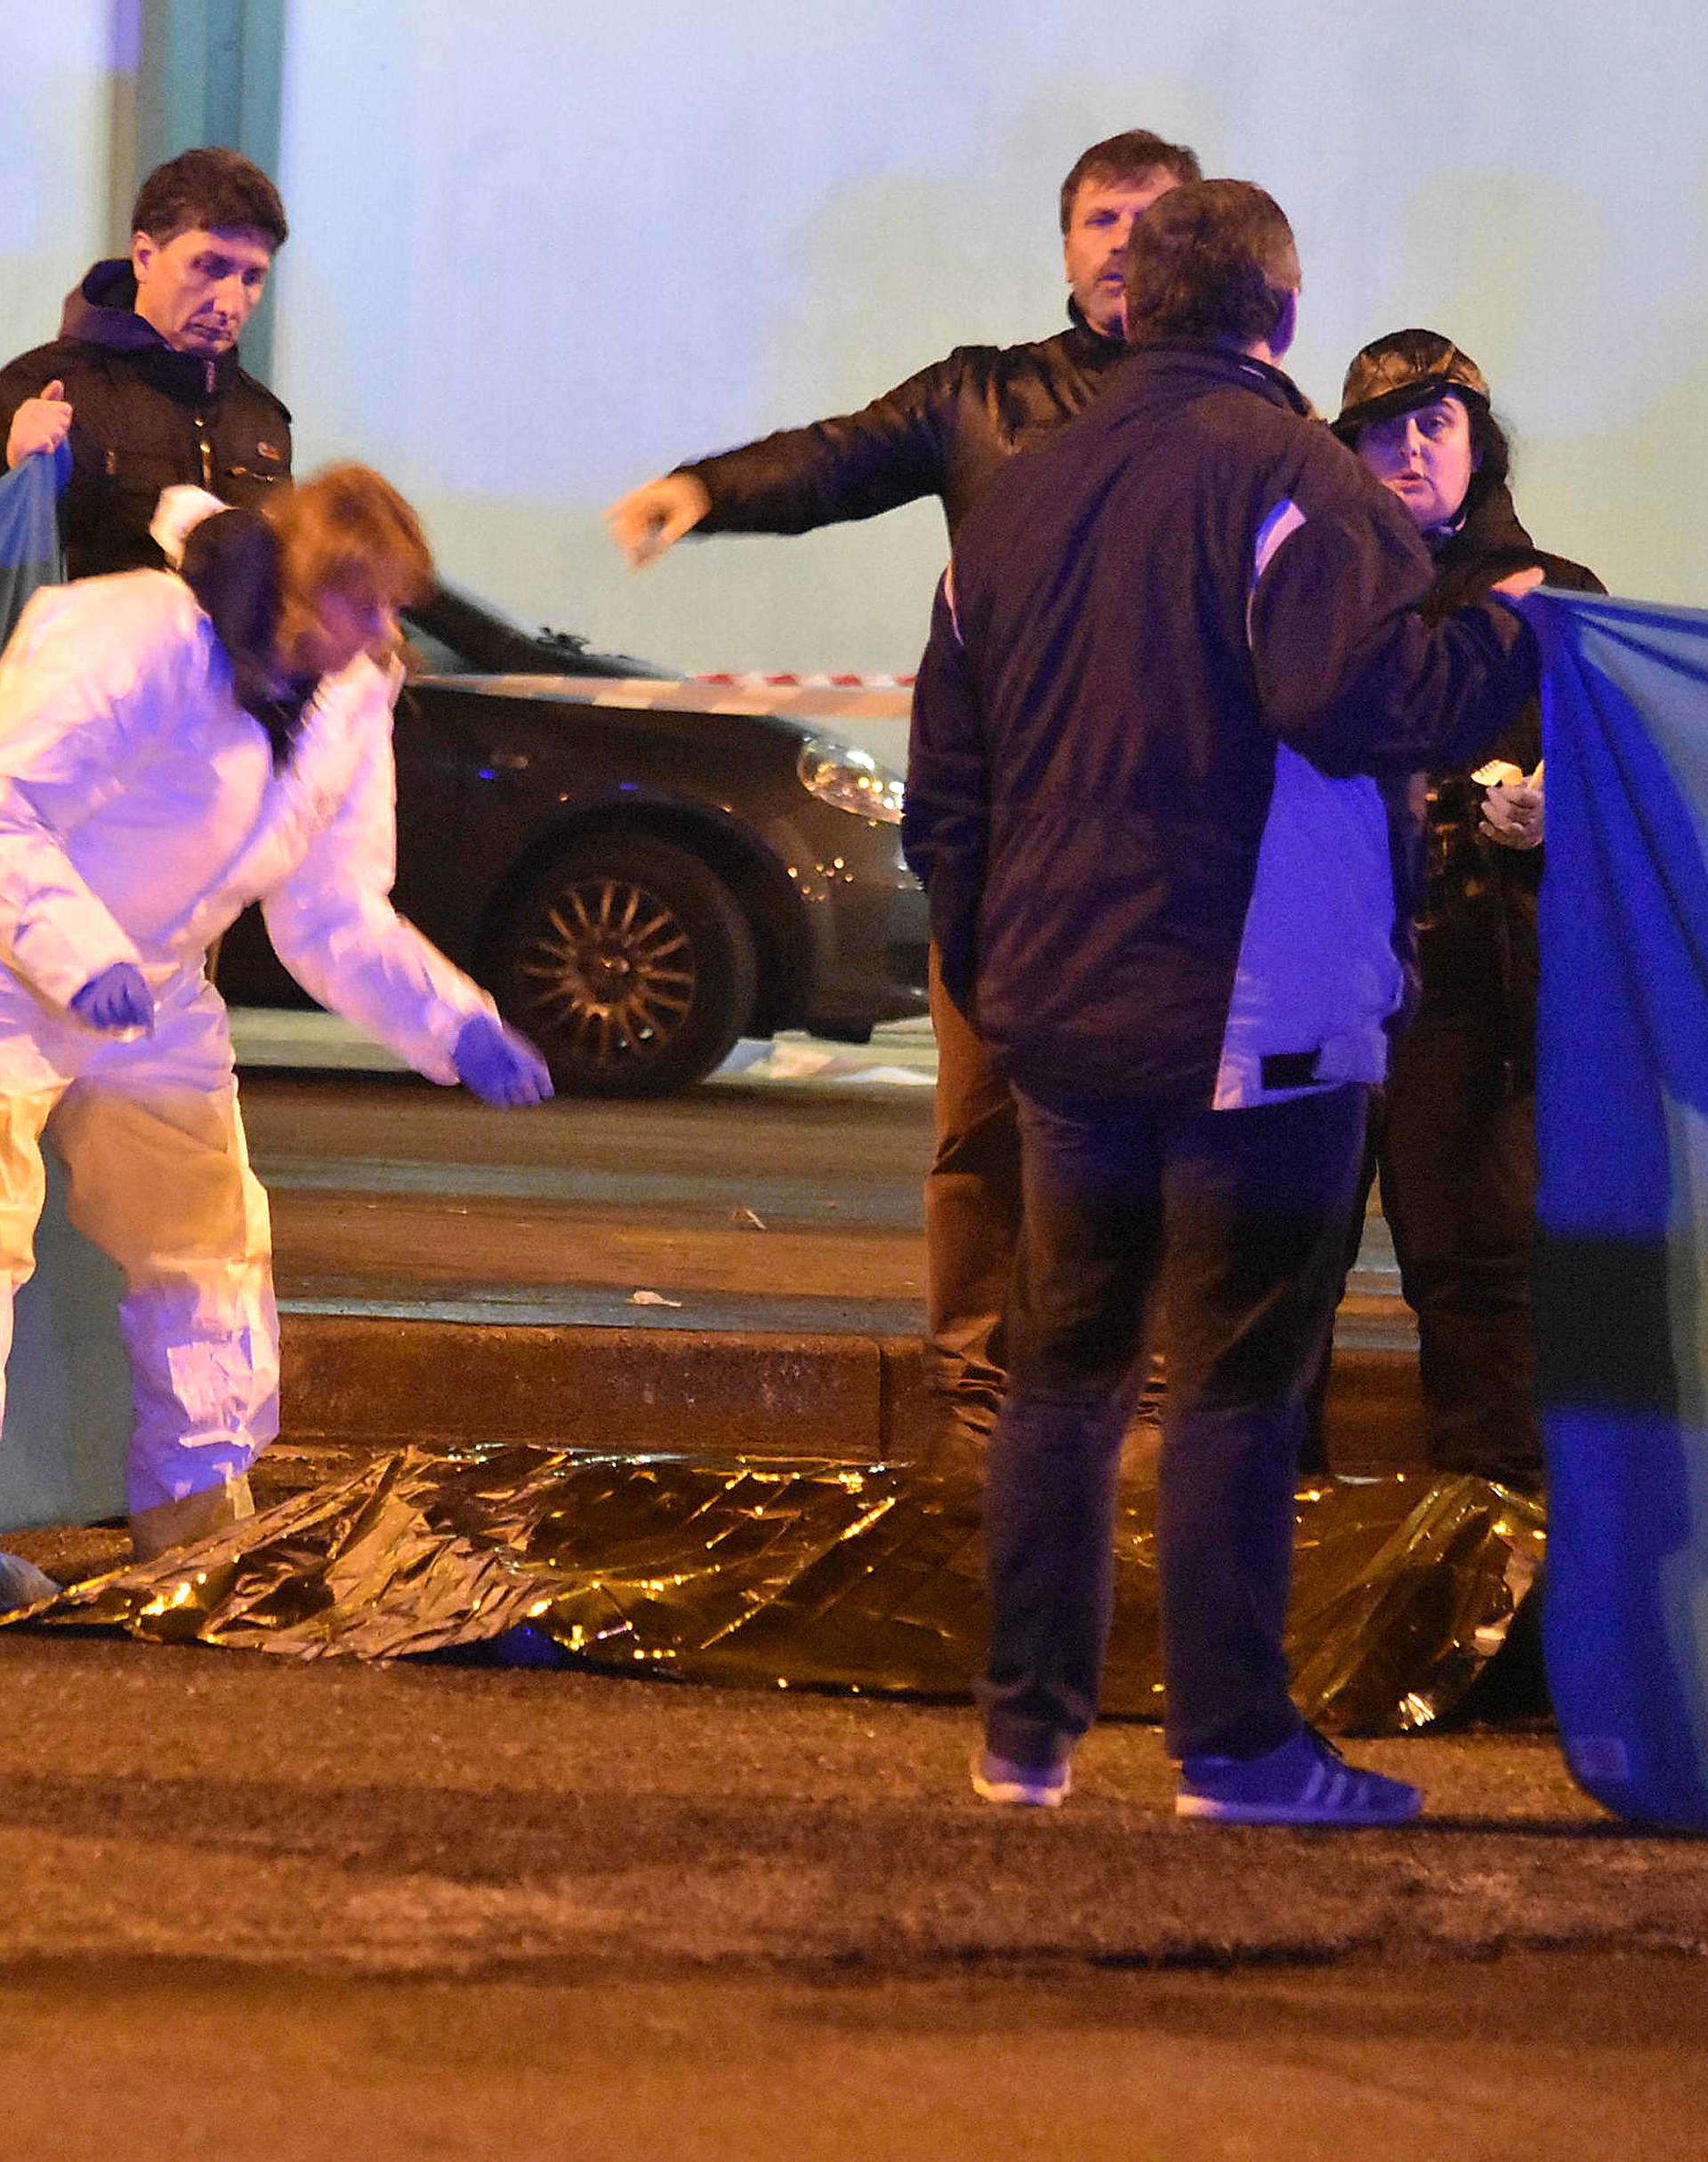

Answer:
[1176,1727,1421,1827]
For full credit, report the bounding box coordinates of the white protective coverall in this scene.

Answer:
[0,495,499,1518]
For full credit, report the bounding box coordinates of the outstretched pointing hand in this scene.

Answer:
[604,472,712,568]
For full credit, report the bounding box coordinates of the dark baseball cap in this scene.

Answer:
[1332,328,1490,440]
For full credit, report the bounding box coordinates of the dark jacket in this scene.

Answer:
[903,343,1539,1107]
[683,309,1129,540]
[1410,481,1601,1074]
[0,259,292,581]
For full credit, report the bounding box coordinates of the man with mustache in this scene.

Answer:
[607,129,1200,1464]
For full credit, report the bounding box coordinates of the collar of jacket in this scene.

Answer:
[59,257,246,398]
[1062,300,1131,368]
[1430,480,1535,568]
[1422,480,1548,622]
[1117,339,1314,415]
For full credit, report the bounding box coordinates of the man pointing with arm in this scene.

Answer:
[607,130,1201,1463]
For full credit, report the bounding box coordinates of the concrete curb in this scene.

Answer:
[279,1312,1422,1470]
[280,1313,939,1462]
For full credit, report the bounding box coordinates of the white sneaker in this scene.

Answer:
[0,1552,59,1611]
[971,1748,1072,1808]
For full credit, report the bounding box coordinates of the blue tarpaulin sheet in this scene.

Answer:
[1531,588,1708,1828]
[0,440,68,635]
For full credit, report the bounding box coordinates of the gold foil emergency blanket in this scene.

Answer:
[10,1446,1544,1733]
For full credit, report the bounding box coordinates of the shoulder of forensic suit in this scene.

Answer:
[7,564,211,665]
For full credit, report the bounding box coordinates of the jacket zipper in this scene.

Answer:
[196,359,215,488]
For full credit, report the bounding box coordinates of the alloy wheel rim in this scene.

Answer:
[516,876,697,1069]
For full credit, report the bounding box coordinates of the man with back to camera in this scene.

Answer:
[605,129,1200,1463]
[903,179,1545,1824]
[0,145,292,581]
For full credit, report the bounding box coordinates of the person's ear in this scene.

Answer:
[1270,288,1300,362]
[131,230,155,285]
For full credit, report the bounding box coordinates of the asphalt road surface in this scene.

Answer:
[235,1013,1407,1346]
[238,1019,937,1334]
[3,1631,1705,2162]
[4,1021,1694,2156]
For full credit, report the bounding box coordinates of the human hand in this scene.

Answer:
[452,1012,554,1106]
[69,963,154,1034]
[603,472,711,568]
[5,381,73,468]
[1480,777,1544,850]
[1489,565,1546,603]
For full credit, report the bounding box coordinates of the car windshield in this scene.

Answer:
[403,583,676,682]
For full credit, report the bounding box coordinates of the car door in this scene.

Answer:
[214,671,479,1009]
[386,677,479,960]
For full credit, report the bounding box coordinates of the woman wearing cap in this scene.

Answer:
[0,464,552,1569]
[1329,330,1601,1488]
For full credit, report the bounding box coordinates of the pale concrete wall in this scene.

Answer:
[273,1,1708,678]
[0,7,124,370]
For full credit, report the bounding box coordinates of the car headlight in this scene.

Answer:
[797,737,906,824]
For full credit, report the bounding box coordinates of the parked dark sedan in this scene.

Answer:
[216,587,930,1095]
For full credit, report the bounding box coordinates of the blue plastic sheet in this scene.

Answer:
[0,440,68,638]
[1531,589,1708,1827]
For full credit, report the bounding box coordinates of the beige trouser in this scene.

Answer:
[923,943,1024,1446]
[0,1077,277,1529]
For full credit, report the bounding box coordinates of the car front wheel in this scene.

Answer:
[494,836,758,1096]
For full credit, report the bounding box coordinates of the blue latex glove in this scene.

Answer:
[453,1012,553,1106]
[69,962,154,1035]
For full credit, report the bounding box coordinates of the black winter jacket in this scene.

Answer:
[1408,481,1601,1075]
[683,309,1129,540]
[0,260,292,581]
[903,343,1539,1107]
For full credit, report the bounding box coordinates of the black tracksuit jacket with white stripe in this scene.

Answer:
[902,342,1538,1108]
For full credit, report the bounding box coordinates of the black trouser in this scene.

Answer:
[1380,979,1541,1482]
[1305,934,1541,1485]
[979,1082,1370,1766]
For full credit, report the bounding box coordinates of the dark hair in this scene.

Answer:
[1124,180,1298,349]
[1332,327,1512,513]
[1059,130,1202,233]
[131,147,288,251]
[181,508,282,714]
[1463,403,1511,507]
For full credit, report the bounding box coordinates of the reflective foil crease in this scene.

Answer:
[6,1448,1544,1734]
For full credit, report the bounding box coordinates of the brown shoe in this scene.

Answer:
[127,1474,255,1563]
